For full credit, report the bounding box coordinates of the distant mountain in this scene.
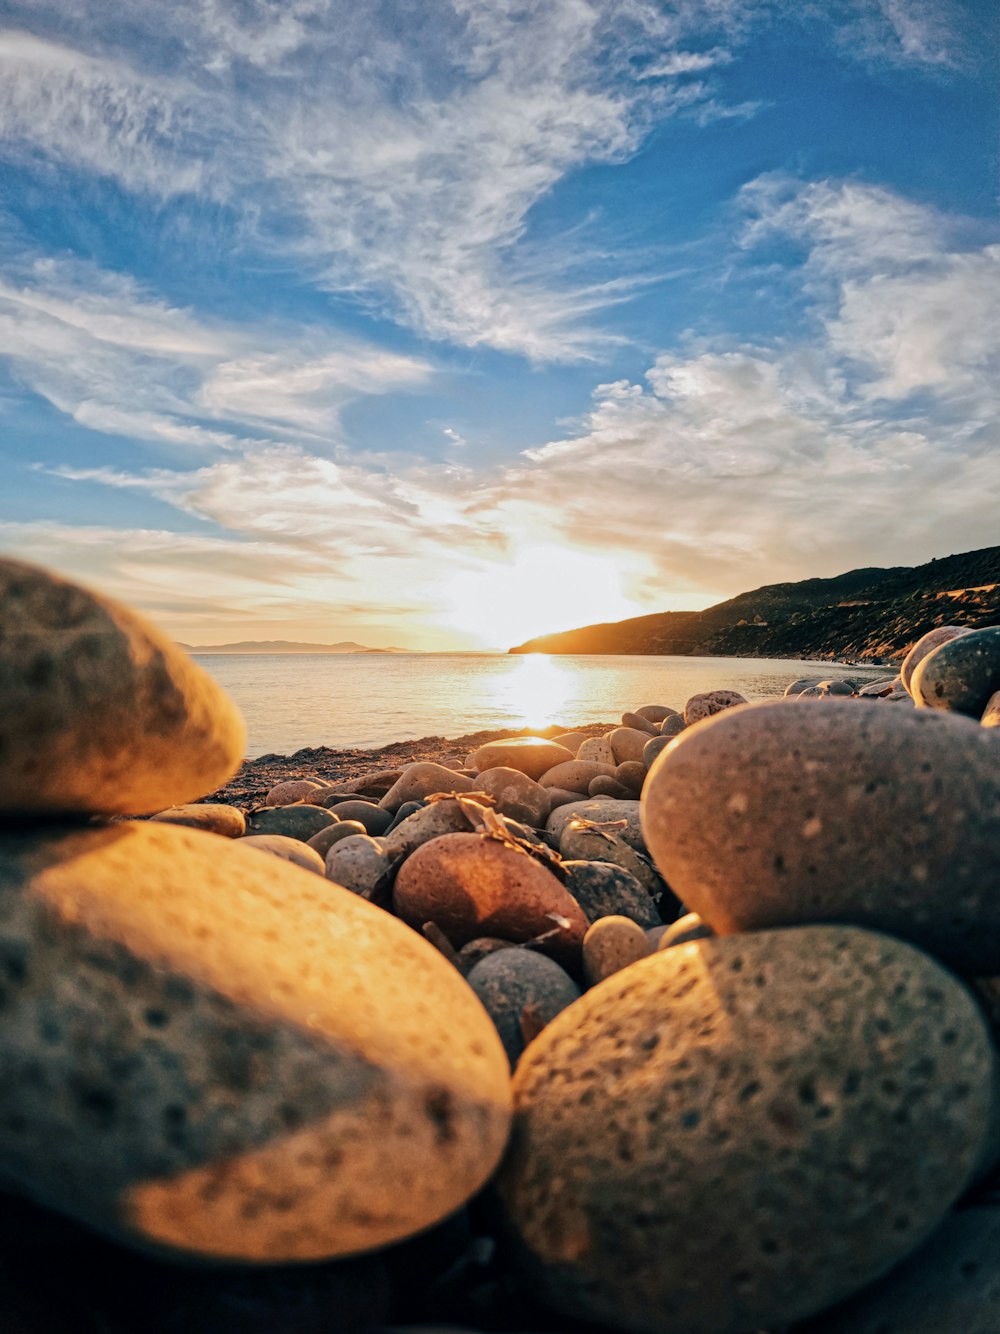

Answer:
[179,639,413,654]
[509,546,1000,662]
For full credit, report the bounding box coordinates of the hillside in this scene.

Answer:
[178,640,411,654]
[508,546,1000,662]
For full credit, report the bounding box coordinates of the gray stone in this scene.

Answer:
[643,734,672,767]
[608,727,651,764]
[467,950,580,1069]
[378,764,474,812]
[385,800,423,832]
[587,776,632,800]
[911,627,1000,717]
[324,800,393,836]
[245,804,336,842]
[497,925,996,1334]
[620,712,658,735]
[239,834,326,875]
[614,761,647,795]
[857,676,902,697]
[0,557,245,816]
[547,798,644,852]
[538,760,614,794]
[0,821,511,1261]
[562,860,661,928]
[641,698,1000,973]
[306,819,367,858]
[784,677,822,697]
[635,704,678,724]
[324,834,394,901]
[382,799,477,861]
[582,915,649,985]
[901,625,974,694]
[264,779,326,806]
[149,804,246,838]
[660,714,686,737]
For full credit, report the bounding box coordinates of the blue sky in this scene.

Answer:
[1,0,997,649]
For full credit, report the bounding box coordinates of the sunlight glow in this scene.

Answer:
[485,654,574,730]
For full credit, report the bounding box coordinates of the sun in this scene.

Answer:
[436,543,646,650]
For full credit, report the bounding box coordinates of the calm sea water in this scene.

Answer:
[194,653,890,758]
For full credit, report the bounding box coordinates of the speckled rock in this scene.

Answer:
[901,625,974,694]
[614,761,647,796]
[577,735,616,766]
[306,820,367,859]
[545,787,584,810]
[784,677,821,696]
[641,698,1000,973]
[470,739,574,781]
[496,926,995,1334]
[582,915,649,985]
[454,937,518,975]
[658,911,714,949]
[910,627,1000,718]
[539,761,614,794]
[683,689,747,725]
[660,714,686,738]
[472,769,550,828]
[636,704,678,724]
[620,712,658,735]
[608,728,651,765]
[324,801,393,836]
[547,798,644,852]
[245,804,336,842]
[557,825,661,901]
[467,951,580,1069]
[983,690,1000,728]
[0,820,511,1262]
[378,764,474,812]
[239,834,327,875]
[0,557,245,815]
[264,779,326,807]
[562,861,661,929]
[324,835,393,901]
[149,804,246,838]
[382,799,477,861]
[808,1205,1000,1334]
[642,734,672,768]
[392,834,589,965]
[587,776,633,800]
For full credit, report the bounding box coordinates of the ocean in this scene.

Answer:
[193,652,890,758]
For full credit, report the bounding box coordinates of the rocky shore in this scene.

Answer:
[3,555,1000,1333]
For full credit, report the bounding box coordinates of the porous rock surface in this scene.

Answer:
[0,557,245,815]
[0,820,511,1263]
[497,926,995,1334]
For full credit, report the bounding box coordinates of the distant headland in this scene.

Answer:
[508,546,1000,662]
[179,640,413,655]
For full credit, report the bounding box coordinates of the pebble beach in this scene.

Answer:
[3,555,1000,1333]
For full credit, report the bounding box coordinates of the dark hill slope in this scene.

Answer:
[509,546,1000,662]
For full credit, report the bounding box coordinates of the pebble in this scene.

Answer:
[306,819,367,858]
[910,626,1000,717]
[149,803,246,838]
[641,698,1000,973]
[466,950,581,1069]
[682,689,748,725]
[324,834,394,901]
[576,735,615,765]
[537,761,614,794]
[551,732,588,755]
[587,776,633,799]
[264,779,326,806]
[315,790,366,808]
[857,676,902,697]
[0,557,245,815]
[384,799,424,832]
[901,625,974,693]
[382,798,477,861]
[547,798,645,852]
[658,911,714,949]
[983,690,1000,728]
[245,803,336,842]
[635,704,677,723]
[497,925,995,1333]
[544,786,585,810]
[797,678,856,698]
[562,860,661,928]
[239,833,327,875]
[392,833,589,965]
[660,714,686,737]
[614,761,647,795]
[620,711,658,735]
[582,915,649,985]
[324,800,393,836]
[470,738,574,781]
[454,937,518,974]
[378,764,475,812]
[557,823,661,900]
[642,734,672,767]
[0,820,511,1261]
[471,766,553,829]
[784,677,821,696]
[608,727,651,765]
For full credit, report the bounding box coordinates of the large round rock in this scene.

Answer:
[471,739,574,781]
[910,627,1000,718]
[0,821,511,1262]
[467,951,580,1069]
[641,698,1000,973]
[497,926,995,1334]
[0,558,245,815]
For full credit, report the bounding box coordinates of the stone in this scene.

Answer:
[0,557,245,816]
[539,761,614,794]
[392,833,589,966]
[807,1205,1000,1333]
[658,911,714,949]
[857,676,902,697]
[378,764,474,812]
[910,627,1000,718]
[497,925,995,1334]
[562,860,661,929]
[641,698,1000,973]
[660,714,686,737]
[551,732,588,755]
[608,727,651,764]
[323,801,393,836]
[983,690,1000,728]
[784,677,822,696]
[816,678,855,695]
[645,924,669,949]
[557,824,661,901]
[306,820,367,859]
[901,625,974,694]
[620,711,658,735]
[245,804,336,842]
[466,951,581,1069]
[0,821,511,1261]
[614,761,647,796]
[149,804,246,838]
[384,801,423,833]
[576,735,616,766]
[543,787,584,810]
[582,915,649,985]
[682,689,748,725]
[474,768,551,828]
[642,734,672,768]
[470,739,574,782]
[454,937,518,975]
[635,704,677,724]
[547,798,645,852]
[324,835,394,901]
[315,790,366,809]
[587,776,633,800]
[239,834,327,875]
[382,799,477,861]
[264,779,326,806]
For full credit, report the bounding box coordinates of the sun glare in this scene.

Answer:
[487,653,574,730]
[437,543,646,649]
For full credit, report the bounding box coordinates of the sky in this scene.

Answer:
[0,0,997,651]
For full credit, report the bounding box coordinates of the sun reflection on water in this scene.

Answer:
[488,654,574,730]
